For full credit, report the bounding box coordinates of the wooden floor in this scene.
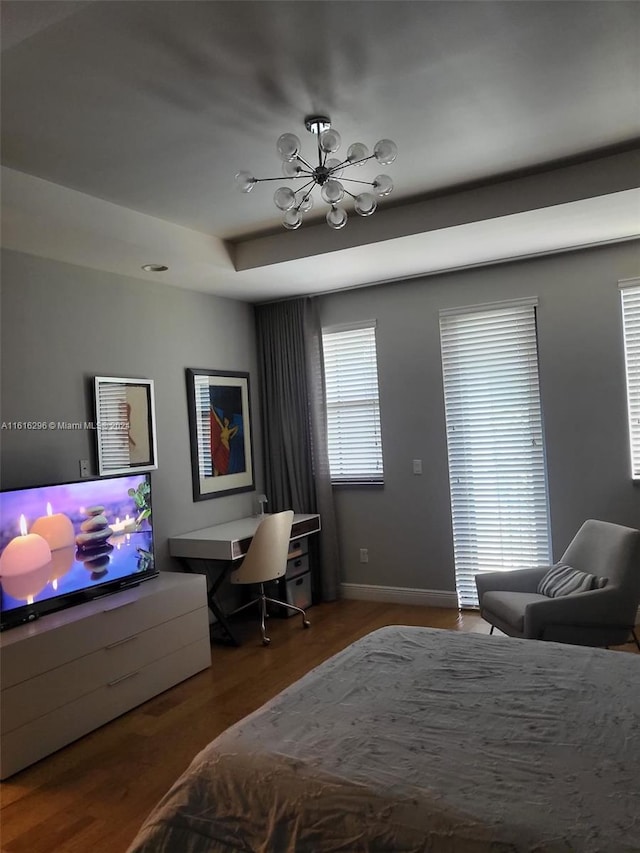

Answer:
[1,599,637,853]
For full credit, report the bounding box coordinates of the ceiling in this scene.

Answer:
[1,1,639,302]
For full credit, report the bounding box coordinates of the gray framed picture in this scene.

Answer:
[94,376,158,476]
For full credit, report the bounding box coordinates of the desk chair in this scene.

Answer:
[229,510,310,645]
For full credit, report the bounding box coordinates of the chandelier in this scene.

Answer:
[234,115,397,230]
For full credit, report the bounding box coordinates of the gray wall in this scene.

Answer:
[319,241,640,594]
[3,241,639,597]
[0,249,262,572]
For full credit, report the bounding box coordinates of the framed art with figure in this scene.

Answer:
[94,376,158,476]
[185,368,255,501]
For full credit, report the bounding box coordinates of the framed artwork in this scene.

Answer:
[94,377,158,476]
[185,368,255,501]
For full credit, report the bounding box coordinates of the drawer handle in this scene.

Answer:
[105,634,139,650]
[107,671,140,687]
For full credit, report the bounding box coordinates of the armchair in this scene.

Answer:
[475,519,640,648]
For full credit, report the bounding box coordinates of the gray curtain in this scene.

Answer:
[255,297,340,601]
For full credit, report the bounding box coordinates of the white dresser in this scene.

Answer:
[0,571,211,779]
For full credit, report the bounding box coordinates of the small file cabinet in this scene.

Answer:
[270,536,313,616]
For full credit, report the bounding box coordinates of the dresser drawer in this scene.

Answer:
[286,553,309,579]
[288,536,308,558]
[285,572,312,611]
[0,636,211,780]
[0,573,206,688]
[1,606,209,734]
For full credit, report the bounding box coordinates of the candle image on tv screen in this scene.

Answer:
[0,473,155,628]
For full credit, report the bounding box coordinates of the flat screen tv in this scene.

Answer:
[0,472,157,631]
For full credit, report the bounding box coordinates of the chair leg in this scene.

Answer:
[489,625,495,635]
[259,592,270,646]
[264,596,311,629]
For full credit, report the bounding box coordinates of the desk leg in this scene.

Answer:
[177,558,240,647]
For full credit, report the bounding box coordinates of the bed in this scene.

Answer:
[127,626,640,852]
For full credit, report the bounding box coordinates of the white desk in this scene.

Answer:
[169,514,321,645]
[169,513,321,561]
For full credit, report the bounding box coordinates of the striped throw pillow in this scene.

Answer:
[537,563,608,598]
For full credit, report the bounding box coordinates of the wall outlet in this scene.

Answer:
[359,548,369,563]
[79,459,90,478]
[412,458,423,475]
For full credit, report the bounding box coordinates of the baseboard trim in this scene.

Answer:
[340,583,458,609]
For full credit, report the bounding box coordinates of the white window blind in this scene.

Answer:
[95,382,130,471]
[193,374,214,479]
[322,322,384,483]
[620,279,640,479]
[439,300,551,607]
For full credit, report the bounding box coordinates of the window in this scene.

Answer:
[439,299,551,607]
[620,278,640,479]
[322,321,384,484]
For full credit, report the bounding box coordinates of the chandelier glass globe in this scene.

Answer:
[283,209,302,230]
[235,115,397,230]
[319,128,341,153]
[234,170,256,193]
[277,133,301,161]
[274,186,296,211]
[373,139,398,165]
[325,157,344,178]
[321,179,344,205]
[326,205,348,230]
[282,160,302,178]
[347,142,369,164]
[373,174,394,197]
[354,192,377,216]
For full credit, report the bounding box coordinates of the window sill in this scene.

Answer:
[331,481,384,489]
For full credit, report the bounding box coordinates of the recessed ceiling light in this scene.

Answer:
[141,263,168,272]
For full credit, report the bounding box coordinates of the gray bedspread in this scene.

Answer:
[127,626,640,852]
